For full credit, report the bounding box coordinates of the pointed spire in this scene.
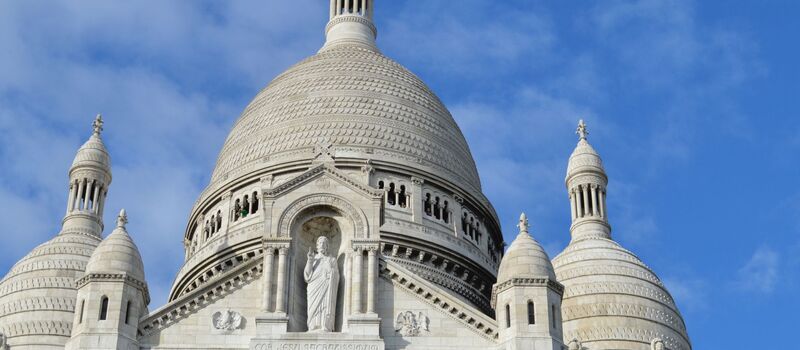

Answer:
[576,119,588,141]
[517,212,529,235]
[116,209,128,229]
[92,114,104,136]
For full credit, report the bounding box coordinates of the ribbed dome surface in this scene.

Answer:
[553,238,691,350]
[497,232,556,282]
[71,133,110,172]
[85,225,145,283]
[0,233,100,349]
[566,139,604,180]
[209,44,481,194]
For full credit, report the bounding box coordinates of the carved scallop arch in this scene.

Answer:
[277,194,370,239]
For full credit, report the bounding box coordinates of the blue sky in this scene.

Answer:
[0,1,797,348]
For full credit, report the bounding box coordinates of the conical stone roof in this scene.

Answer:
[85,210,146,283]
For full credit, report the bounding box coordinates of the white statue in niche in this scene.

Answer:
[304,236,339,332]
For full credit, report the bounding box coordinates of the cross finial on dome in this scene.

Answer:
[92,114,104,135]
[576,119,588,140]
[517,213,529,235]
[117,209,128,228]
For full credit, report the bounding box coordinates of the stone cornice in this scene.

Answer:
[75,273,150,305]
[381,259,499,342]
[139,254,262,337]
[263,163,383,199]
[490,277,564,309]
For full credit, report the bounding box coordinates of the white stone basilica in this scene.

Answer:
[0,2,691,350]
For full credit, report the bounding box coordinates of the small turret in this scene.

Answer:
[67,209,149,350]
[62,114,112,237]
[565,119,610,241]
[493,213,565,350]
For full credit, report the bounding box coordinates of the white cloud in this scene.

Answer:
[735,246,780,294]
[662,276,709,313]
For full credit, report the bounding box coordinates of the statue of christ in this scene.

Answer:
[304,236,339,332]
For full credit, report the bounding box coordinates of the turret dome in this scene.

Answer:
[566,120,604,183]
[85,210,145,283]
[497,214,556,282]
[71,114,111,175]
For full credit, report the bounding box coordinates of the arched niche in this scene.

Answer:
[284,204,356,333]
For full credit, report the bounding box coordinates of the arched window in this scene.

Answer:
[234,199,241,221]
[387,183,396,206]
[378,180,385,189]
[527,301,535,324]
[99,296,109,321]
[424,194,432,216]
[433,197,441,219]
[398,185,407,208]
[505,304,511,328]
[78,299,85,324]
[252,191,259,213]
[442,201,450,223]
[242,195,250,217]
[462,212,468,233]
[216,211,222,231]
[124,301,133,325]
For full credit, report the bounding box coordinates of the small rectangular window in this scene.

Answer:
[527,301,535,324]
[99,296,109,321]
[505,304,511,328]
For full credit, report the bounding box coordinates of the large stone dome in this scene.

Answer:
[552,237,691,350]
[0,232,101,349]
[208,43,482,196]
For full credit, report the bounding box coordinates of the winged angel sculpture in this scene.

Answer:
[212,309,243,331]
[394,311,430,336]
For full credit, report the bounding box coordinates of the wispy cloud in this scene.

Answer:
[734,246,780,294]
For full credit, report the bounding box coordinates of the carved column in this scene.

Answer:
[91,183,100,213]
[66,181,76,215]
[76,178,85,211]
[98,188,107,217]
[83,179,92,211]
[411,177,424,224]
[569,190,577,221]
[352,247,364,314]
[366,247,377,314]
[262,247,276,312]
[275,247,288,313]
[599,188,606,219]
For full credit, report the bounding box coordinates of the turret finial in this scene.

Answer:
[117,209,128,228]
[92,114,104,135]
[517,213,529,235]
[576,119,588,141]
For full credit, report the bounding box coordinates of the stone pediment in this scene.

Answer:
[264,163,383,200]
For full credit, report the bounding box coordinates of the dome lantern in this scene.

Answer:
[324,0,377,51]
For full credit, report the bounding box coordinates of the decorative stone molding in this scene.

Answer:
[490,278,564,309]
[76,273,151,305]
[564,327,688,350]
[277,193,370,239]
[563,281,677,311]
[263,163,383,199]
[0,277,75,298]
[381,242,492,313]
[212,309,243,331]
[0,296,76,318]
[176,247,261,298]
[562,302,687,336]
[0,320,72,337]
[140,254,262,337]
[394,311,429,336]
[381,259,498,342]
[325,14,378,36]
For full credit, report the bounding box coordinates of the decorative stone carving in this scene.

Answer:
[652,338,666,350]
[212,309,243,331]
[304,236,339,332]
[568,338,582,350]
[394,311,430,336]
